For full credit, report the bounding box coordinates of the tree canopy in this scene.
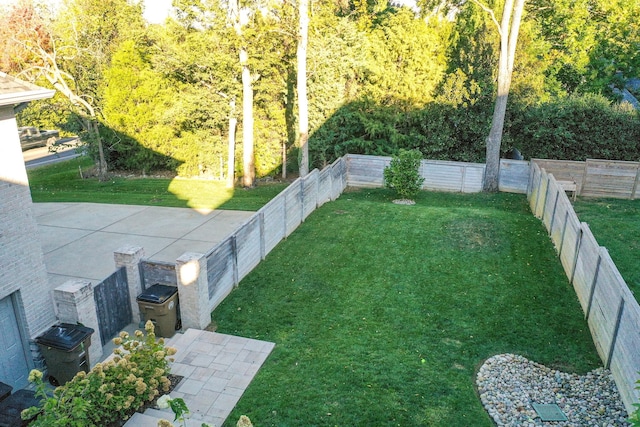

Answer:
[4,0,638,181]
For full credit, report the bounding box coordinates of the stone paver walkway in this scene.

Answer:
[124,329,275,427]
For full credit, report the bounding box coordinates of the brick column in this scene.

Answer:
[176,252,209,329]
[53,280,103,367]
[114,245,145,325]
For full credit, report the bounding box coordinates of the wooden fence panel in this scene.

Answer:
[499,160,530,193]
[528,162,542,211]
[542,175,560,232]
[532,159,585,193]
[586,249,625,362]
[582,159,640,199]
[571,224,600,313]
[462,164,485,193]
[422,161,464,192]
[331,157,346,200]
[534,170,549,219]
[549,188,572,250]
[317,167,333,207]
[346,154,388,188]
[302,169,319,221]
[609,295,640,412]
[285,179,303,237]
[421,160,485,193]
[94,267,131,346]
[259,194,285,256]
[558,210,581,283]
[139,260,176,289]
[236,216,261,282]
[206,237,236,300]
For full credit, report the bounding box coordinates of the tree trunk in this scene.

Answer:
[227,98,237,189]
[92,119,108,178]
[297,0,309,177]
[482,0,525,192]
[241,48,255,188]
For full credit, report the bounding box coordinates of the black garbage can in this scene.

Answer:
[35,323,93,386]
[0,389,40,427]
[136,284,180,338]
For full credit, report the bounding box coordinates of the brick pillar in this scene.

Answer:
[176,252,209,329]
[53,280,103,367]
[114,245,145,325]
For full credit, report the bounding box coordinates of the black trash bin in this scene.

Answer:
[0,389,40,427]
[35,323,93,386]
[136,284,180,338]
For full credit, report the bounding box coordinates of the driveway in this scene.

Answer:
[33,203,254,291]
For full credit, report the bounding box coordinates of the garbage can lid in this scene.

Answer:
[137,284,178,304]
[35,323,94,351]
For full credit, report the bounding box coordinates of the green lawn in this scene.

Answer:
[573,197,640,301]
[27,156,288,211]
[213,189,601,426]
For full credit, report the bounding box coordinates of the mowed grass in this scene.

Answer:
[573,197,640,301]
[213,189,601,426]
[27,156,288,211]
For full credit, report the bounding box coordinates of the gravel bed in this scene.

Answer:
[477,354,630,426]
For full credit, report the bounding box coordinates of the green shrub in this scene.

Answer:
[383,149,425,200]
[509,93,640,161]
[22,321,177,426]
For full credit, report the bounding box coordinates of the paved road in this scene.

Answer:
[23,137,82,169]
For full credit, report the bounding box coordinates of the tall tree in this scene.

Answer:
[297,0,310,176]
[227,0,256,187]
[482,0,525,192]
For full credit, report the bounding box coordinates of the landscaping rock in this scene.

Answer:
[477,354,630,426]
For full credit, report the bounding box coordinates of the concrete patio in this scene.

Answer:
[33,202,254,291]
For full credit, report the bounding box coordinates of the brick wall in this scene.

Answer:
[0,106,56,360]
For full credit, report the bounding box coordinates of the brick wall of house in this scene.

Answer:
[0,106,56,360]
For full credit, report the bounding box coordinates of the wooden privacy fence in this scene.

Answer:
[533,158,640,199]
[528,161,640,414]
[346,154,530,194]
[177,157,347,326]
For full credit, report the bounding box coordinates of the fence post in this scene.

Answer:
[632,164,640,200]
[114,245,145,325]
[176,252,210,330]
[569,225,584,285]
[558,210,569,257]
[231,235,239,286]
[548,183,560,236]
[53,280,103,367]
[606,298,625,369]
[300,178,305,222]
[526,161,535,198]
[585,252,603,321]
[259,210,266,260]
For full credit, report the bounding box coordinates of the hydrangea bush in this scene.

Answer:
[22,321,177,426]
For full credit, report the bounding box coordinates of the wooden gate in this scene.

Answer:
[94,267,132,346]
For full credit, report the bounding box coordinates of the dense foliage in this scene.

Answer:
[22,322,177,426]
[2,0,639,177]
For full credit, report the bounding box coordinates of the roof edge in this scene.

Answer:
[0,71,55,107]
